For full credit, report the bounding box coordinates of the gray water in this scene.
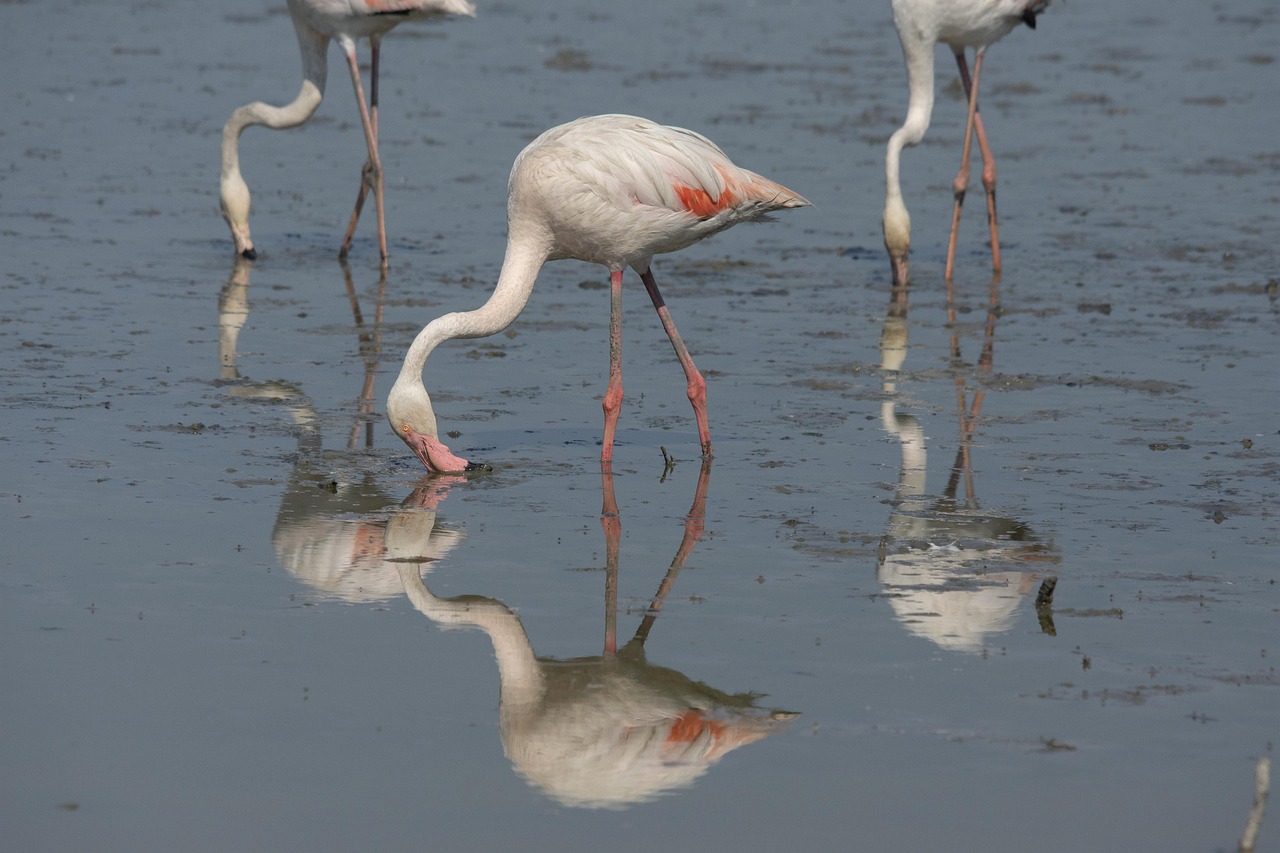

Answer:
[3,0,1277,850]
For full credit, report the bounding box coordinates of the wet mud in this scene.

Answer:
[3,0,1277,850]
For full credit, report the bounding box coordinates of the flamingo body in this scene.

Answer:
[511,116,804,266]
[219,0,475,261]
[291,0,465,40]
[883,0,1050,285]
[387,114,810,472]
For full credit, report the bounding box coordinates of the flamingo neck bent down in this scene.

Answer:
[883,10,936,267]
[386,235,552,470]
[219,22,329,256]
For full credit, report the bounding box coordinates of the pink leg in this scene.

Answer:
[945,50,999,280]
[340,64,374,263]
[338,37,389,263]
[971,88,1001,274]
[945,50,978,281]
[639,268,712,458]
[600,269,625,464]
[600,468,620,656]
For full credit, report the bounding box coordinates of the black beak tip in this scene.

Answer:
[1023,10,1038,28]
[241,247,258,261]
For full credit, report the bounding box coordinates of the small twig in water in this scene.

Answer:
[659,446,676,481]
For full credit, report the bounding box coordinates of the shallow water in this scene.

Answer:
[3,0,1277,850]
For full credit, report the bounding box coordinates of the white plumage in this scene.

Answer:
[219,0,476,261]
[387,114,810,472]
[883,0,1052,285]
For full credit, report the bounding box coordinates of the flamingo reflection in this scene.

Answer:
[219,258,387,451]
[877,275,1060,653]
[225,262,795,802]
[218,256,310,446]
[388,464,798,809]
[219,258,423,600]
[273,472,464,602]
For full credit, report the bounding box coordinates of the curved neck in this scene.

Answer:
[393,234,551,391]
[395,565,546,702]
[220,21,329,181]
[885,28,936,209]
[883,19,936,272]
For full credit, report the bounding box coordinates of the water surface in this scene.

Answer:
[3,0,1277,850]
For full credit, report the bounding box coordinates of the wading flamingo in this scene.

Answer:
[883,0,1051,285]
[219,0,476,262]
[387,114,810,473]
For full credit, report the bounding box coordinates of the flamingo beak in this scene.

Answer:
[891,254,911,288]
[400,425,489,474]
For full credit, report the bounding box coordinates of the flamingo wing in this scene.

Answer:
[562,115,807,222]
[350,0,475,19]
[575,117,740,219]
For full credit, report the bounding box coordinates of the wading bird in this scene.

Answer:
[219,0,476,262]
[883,0,1051,285]
[387,114,810,472]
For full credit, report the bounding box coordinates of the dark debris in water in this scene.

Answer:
[1055,608,1124,619]
[132,422,223,434]
[544,49,593,72]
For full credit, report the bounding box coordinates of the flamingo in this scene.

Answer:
[386,114,810,472]
[883,0,1052,286]
[219,0,476,262]
[388,467,798,808]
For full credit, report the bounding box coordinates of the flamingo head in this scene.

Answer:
[387,377,484,474]
[882,196,912,287]
[219,171,256,260]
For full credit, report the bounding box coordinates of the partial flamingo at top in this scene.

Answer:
[386,114,811,473]
[219,0,476,262]
[883,0,1052,286]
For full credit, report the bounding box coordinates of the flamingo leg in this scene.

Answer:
[337,36,389,263]
[601,269,625,464]
[369,35,381,139]
[946,50,999,280]
[339,126,373,258]
[968,56,1001,275]
[639,268,711,459]
[600,468,621,656]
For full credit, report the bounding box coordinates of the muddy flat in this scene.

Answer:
[2,0,1277,850]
